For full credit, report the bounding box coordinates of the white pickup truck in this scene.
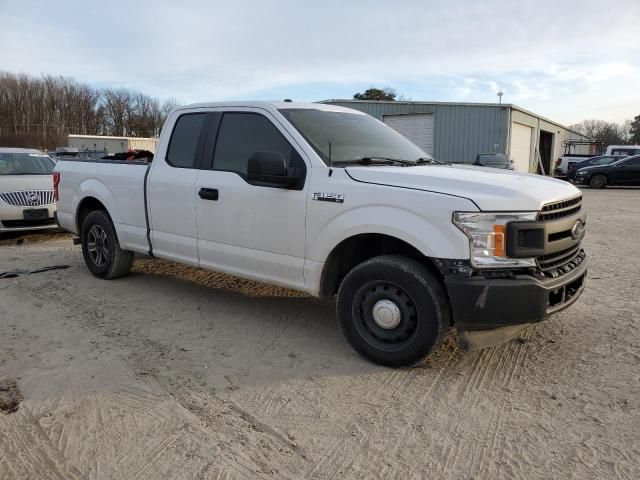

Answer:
[55,102,587,366]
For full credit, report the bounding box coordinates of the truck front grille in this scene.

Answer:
[539,195,582,221]
[0,190,54,207]
[536,245,586,278]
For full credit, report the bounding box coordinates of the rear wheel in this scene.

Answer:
[337,255,450,367]
[81,210,134,279]
[589,174,607,189]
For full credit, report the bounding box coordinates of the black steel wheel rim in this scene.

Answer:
[352,280,419,352]
[87,225,109,267]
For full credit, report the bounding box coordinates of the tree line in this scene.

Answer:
[569,118,640,146]
[0,71,177,150]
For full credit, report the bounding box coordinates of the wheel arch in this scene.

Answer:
[73,178,117,233]
[318,232,444,299]
[76,196,111,233]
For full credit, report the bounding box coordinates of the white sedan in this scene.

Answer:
[0,148,57,232]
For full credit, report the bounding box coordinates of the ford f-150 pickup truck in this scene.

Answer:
[55,102,587,366]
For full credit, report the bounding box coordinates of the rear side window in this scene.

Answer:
[166,113,207,168]
[624,157,640,166]
[212,113,303,176]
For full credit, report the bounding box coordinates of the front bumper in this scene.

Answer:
[0,204,57,232]
[572,176,587,185]
[444,256,587,346]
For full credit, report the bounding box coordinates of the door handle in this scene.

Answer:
[199,188,219,201]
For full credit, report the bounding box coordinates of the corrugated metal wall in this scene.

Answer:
[322,100,510,163]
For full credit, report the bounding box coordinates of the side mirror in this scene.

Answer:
[247,151,297,188]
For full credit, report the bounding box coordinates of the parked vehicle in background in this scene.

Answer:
[0,148,57,232]
[573,154,640,189]
[473,153,514,170]
[604,145,640,157]
[55,102,587,367]
[555,140,606,178]
[567,155,619,181]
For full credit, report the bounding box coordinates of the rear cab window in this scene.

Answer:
[166,113,208,168]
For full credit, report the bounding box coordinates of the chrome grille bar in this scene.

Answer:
[0,190,54,206]
[539,195,582,221]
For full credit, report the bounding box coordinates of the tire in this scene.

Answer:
[81,210,134,279]
[589,174,607,189]
[337,255,450,367]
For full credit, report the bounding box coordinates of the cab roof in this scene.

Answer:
[174,101,364,114]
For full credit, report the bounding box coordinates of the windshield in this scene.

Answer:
[279,108,433,166]
[476,153,508,166]
[0,152,55,175]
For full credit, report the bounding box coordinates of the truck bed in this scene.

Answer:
[55,158,151,254]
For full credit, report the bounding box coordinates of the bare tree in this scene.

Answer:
[569,119,626,146]
[0,70,183,149]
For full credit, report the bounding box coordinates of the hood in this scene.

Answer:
[575,164,608,174]
[345,164,581,211]
[0,174,54,192]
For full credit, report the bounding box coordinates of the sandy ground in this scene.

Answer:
[1,188,639,479]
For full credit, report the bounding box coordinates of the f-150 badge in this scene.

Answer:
[313,192,344,203]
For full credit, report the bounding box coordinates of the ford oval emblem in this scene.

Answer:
[571,219,585,240]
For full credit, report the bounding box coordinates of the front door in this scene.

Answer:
[195,109,309,290]
[615,157,640,185]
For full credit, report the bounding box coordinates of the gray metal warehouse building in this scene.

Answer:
[321,100,592,175]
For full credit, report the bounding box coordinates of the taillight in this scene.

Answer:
[53,172,60,201]
[556,158,562,166]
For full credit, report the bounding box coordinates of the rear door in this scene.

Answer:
[195,109,309,290]
[147,111,210,266]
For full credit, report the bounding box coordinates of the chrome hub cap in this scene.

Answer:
[372,299,402,329]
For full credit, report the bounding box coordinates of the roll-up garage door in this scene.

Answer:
[383,114,434,155]
[510,123,532,172]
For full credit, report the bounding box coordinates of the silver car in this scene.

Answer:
[0,148,57,232]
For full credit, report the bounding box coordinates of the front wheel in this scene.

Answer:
[589,174,607,189]
[337,255,450,367]
[81,210,134,279]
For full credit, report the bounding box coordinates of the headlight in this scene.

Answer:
[453,212,538,268]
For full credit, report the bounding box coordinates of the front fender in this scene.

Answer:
[308,204,471,263]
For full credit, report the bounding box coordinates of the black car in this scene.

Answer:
[567,155,619,180]
[573,154,640,188]
[473,153,514,169]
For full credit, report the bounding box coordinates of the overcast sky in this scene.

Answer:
[1,0,638,124]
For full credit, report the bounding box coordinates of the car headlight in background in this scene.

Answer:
[453,212,538,268]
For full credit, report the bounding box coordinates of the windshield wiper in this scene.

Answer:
[335,156,416,167]
[415,157,448,165]
[334,156,449,167]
